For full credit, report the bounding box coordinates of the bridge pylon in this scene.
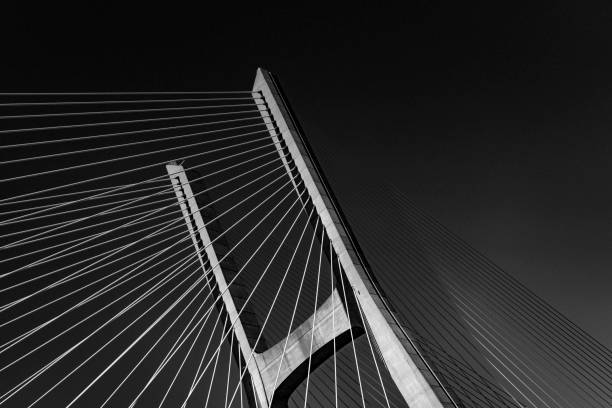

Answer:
[166,68,458,408]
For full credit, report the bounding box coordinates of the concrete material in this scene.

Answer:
[252,68,456,408]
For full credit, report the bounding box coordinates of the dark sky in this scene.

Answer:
[2,2,611,350]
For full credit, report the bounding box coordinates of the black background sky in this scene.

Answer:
[1,2,610,349]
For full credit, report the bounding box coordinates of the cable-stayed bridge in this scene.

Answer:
[0,68,610,408]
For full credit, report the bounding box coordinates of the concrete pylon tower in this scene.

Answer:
[167,68,457,408]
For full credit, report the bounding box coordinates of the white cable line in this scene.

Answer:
[0,104,259,120]
[270,217,321,403]
[302,226,325,408]
[0,237,193,341]
[0,176,168,216]
[183,260,233,406]
[148,236,218,408]
[28,260,208,408]
[225,320,236,407]
[0,185,175,227]
[0,242,198,366]
[0,104,264,147]
[0,110,266,139]
[0,203,178,266]
[337,256,367,408]
[0,178,167,208]
[0,252,201,406]
[2,205,180,250]
[0,214,187,308]
[0,134,280,205]
[331,241,339,408]
[156,293,219,408]
[0,131,273,184]
[0,196,168,242]
[0,189,176,244]
[338,355,396,408]
[483,356,541,408]
[187,299,226,397]
[0,116,271,165]
[0,245,195,366]
[239,342,245,408]
[97,270,216,408]
[352,285,392,408]
[252,381,261,408]
[0,180,169,217]
[0,91,254,95]
[203,315,230,408]
[0,96,262,108]
[0,224,185,319]
[0,248,192,365]
[1,204,178,280]
[0,223,182,328]
[0,194,173,245]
